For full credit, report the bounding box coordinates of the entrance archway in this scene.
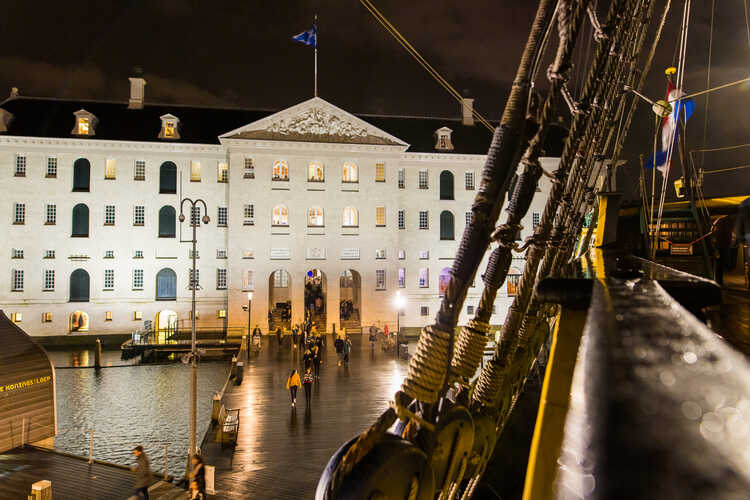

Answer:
[339,270,361,330]
[155,309,177,343]
[305,269,327,330]
[269,270,292,330]
[69,311,89,333]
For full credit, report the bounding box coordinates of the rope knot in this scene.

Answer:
[491,223,522,246]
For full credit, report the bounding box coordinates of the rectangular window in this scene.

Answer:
[14,203,25,224]
[419,250,429,259]
[15,154,26,176]
[218,162,229,183]
[243,158,255,179]
[465,171,475,190]
[104,205,116,225]
[216,268,227,290]
[419,210,429,230]
[467,305,474,315]
[189,269,200,290]
[375,249,386,259]
[420,306,429,317]
[532,212,540,227]
[133,269,144,290]
[398,268,406,288]
[105,311,113,321]
[104,269,114,290]
[134,160,146,181]
[418,170,428,189]
[11,312,22,323]
[217,309,227,318]
[419,268,429,288]
[398,168,405,189]
[466,212,473,226]
[133,311,143,320]
[243,204,255,225]
[42,312,53,323]
[47,157,58,178]
[398,249,406,260]
[134,250,144,258]
[44,249,55,259]
[105,158,116,179]
[133,205,145,226]
[190,161,201,182]
[376,206,386,226]
[243,270,255,290]
[243,249,254,259]
[216,248,227,259]
[376,269,386,289]
[191,206,200,226]
[398,209,405,229]
[12,248,23,259]
[218,207,228,227]
[375,163,386,182]
[189,249,200,259]
[508,274,521,297]
[12,269,23,291]
[104,249,114,258]
[45,204,56,225]
[43,269,55,291]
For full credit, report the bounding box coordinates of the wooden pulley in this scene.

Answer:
[461,411,498,480]
[652,99,672,118]
[424,406,475,497]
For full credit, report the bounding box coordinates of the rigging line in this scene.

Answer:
[700,0,715,171]
[527,0,560,115]
[745,0,750,51]
[691,142,750,154]
[360,0,496,133]
[672,76,750,102]
[702,163,750,174]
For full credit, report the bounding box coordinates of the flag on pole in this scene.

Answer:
[644,84,695,175]
[292,24,318,48]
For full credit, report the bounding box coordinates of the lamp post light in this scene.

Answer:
[178,197,209,474]
[247,291,253,359]
[394,291,406,354]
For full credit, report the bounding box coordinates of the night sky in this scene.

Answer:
[1,1,748,199]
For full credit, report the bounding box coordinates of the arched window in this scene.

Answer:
[440,210,455,240]
[273,160,289,181]
[308,161,324,182]
[273,205,289,226]
[159,161,177,194]
[72,203,89,237]
[440,170,454,200]
[342,162,358,183]
[308,206,324,226]
[343,206,358,227]
[70,269,90,302]
[156,268,177,300]
[73,158,90,192]
[158,206,176,237]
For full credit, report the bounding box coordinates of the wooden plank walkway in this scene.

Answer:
[202,335,407,499]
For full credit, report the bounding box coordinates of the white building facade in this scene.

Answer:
[0,92,556,338]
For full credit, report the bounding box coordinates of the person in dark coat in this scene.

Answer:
[303,346,313,370]
[190,455,205,496]
[312,344,322,378]
[276,327,283,346]
[131,445,153,500]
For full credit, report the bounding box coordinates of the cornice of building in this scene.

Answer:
[219,137,408,154]
[0,135,225,155]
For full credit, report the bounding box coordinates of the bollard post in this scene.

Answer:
[205,464,216,495]
[88,429,93,464]
[164,443,169,479]
[21,417,26,447]
[94,338,102,368]
[211,393,221,423]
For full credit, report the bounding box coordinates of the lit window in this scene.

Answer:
[308,161,324,182]
[376,249,386,259]
[134,311,143,320]
[243,204,255,225]
[78,118,90,134]
[419,268,429,288]
[533,212,540,227]
[398,250,406,260]
[12,269,24,291]
[217,207,227,227]
[133,269,144,290]
[12,248,23,259]
[218,162,229,183]
[104,269,114,290]
[419,250,429,259]
[466,212,473,226]
[159,114,180,139]
[44,250,55,259]
[419,210,429,230]
[216,249,227,259]
[134,160,146,181]
[375,163,386,182]
[244,158,255,179]
[308,206,324,226]
[419,170,428,189]
[72,109,97,136]
[435,127,454,151]
[133,205,145,226]
[465,171,475,190]
[376,269,386,289]
[47,157,58,178]
[243,249,254,259]
[273,270,289,288]
[272,205,289,226]
[44,270,55,291]
[420,306,429,317]
[216,268,227,290]
[190,161,201,182]
[398,268,406,288]
[398,168,405,189]
[343,162,358,183]
[14,203,25,224]
[398,209,405,229]
[15,154,26,176]
[134,250,144,258]
[42,312,53,323]
[376,206,386,226]
[105,311,113,321]
[507,269,521,296]
[11,312,22,323]
[343,206,358,227]
[217,309,227,318]
[273,160,289,181]
[104,205,116,225]
[189,269,200,290]
[164,122,176,137]
[243,270,255,290]
[104,250,114,258]
[105,159,116,179]
[46,204,57,225]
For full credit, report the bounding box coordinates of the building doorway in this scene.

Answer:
[69,311,89,333]
[339,269,362,330]
[269,270,292,331]
[155,310,178,343]
[305,269,327,330]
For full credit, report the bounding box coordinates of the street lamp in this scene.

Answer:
[178,197,209,474]
[394,291,406,353]
[247,291,254,359]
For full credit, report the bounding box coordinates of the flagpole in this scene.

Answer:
[314,14,318,97]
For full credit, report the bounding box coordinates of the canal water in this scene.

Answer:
[49,347,230,473]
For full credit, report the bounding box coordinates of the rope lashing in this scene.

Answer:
[587,4,608,41]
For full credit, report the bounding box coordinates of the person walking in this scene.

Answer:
[276,327,283,347]
[303,367,314,403]
[189,480,205,500]
[292,325,299,349]
[343,336,352,365]
[312,344,322,378]
[303,346,313,371]
[286,369,301,407]
[190,455,206,497]
[335,334,344,366]
[131,445,153,500]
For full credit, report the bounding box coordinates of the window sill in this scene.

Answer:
[14,173,26,177]
[190,180,201,183]
[272,178,290,182]
[243,174,255,179]
[272,224,290,228]
[158,235,176,238]
[104,177,116,181]
[44,222,56,226]
[132,288,144,291]
[11,289,24,292]
[342,181,359,185]
[103,288,114,291]
[375,180,386,183]
[307,187,325,192]
[218,224,227,228]
[271,186,290,191]
[46,175,57,179]
[134,177,145,181]
[376,224,386,228]
[133,256,144,259]
[133,223,144,227]
[12,222,25,225]
[341,187,359,192]
[72,188,90,193]
[217,180,228,184]
[159,190,177,194]
[156,297,176,301]
[43,289,54,292]
[308,179,325,183]
[104,224,115,227]
[375,288,387,291]
[243,221,255,226]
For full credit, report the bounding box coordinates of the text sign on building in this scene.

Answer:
[341,248,360,260]
[270,248,291,260]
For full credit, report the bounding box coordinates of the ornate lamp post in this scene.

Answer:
[179,197,209,471]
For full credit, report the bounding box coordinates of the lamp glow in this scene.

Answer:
[247,291,254,301]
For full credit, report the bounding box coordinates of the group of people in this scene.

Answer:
[131,446,206,499]
[339,299,357,320]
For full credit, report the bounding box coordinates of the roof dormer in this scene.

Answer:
[434,126,454,151]
[0,108,14,133]
[72,109,98,137]
[159,114,180,140]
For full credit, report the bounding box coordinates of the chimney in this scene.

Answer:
[128,77,146,109]
[461,97,475,126]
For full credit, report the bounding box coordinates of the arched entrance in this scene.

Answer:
[269,270,292,331]
[305,269,327,330]
[339,270,361,330]
[155,309,177,343]
[69,311,89,333]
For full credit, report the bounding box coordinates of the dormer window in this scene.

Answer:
[434,126,454,151]
[159,114,180,140]
[72,109,97,137]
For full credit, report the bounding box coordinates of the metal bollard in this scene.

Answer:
[164,443,169,479]
[88,429,94,464]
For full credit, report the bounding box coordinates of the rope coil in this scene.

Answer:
[451,320,491,380]
[401,325,453,403]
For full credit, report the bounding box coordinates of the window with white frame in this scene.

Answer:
[217,309,227,318]
[44,249,55,259]
[160,114,180,139]
[216,268,227,289]
[343,206,358,227]
[420,306,429,316]
[15,154,26,176]
[45,204,56,225]
[12,248,23,259]
[308,161,324,182]
[343,162,358,183]
[217,207,227,227]
[133,205,145,226]
[376,269,386,289]
[189,249,199,259]
[191,205,201,226]
[375,249,386,259]
[243,204,255,225]
[105,311,113,321]
[272,269,289,288]
[398,168,405,189]
[42,312,52,323]
[465,171,475,190]
[466,212,473,226]
[243,270,255,290]
[533,212,540,227]
[398,268,406,288]
[419,210,429,230]
[273,160,289,181]
[190,161,201,182]
[272,205,288,226]
[189,269,200,290]
[12,270,23,291]
[105,159,116,179]
[104,249,114,258]
[418,170,428,189]
[467,305,475,315]
[14,203,25,224]
[217,162,229,183]
[243,158,255,178]
[134,311,143,320]
[11,312,22,323]
[44,270,55,291]
[375,163,386,182]
[375,206,386,226]
[419,250,429,259]
[47,157,58,178]
[104,269,114,290]
[134,250,144,258]
[398,209,405,229]
[308,206,324,226]
[133,269,144,289]
[243,249,254,259]
[104,205,116,225]
[73,110,97,136]
[419,268,429,288]
[398,249,406,260]
[134,160,146,180]
[216,248,227,259]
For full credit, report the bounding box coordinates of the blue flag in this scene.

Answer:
[292,24,317,48]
